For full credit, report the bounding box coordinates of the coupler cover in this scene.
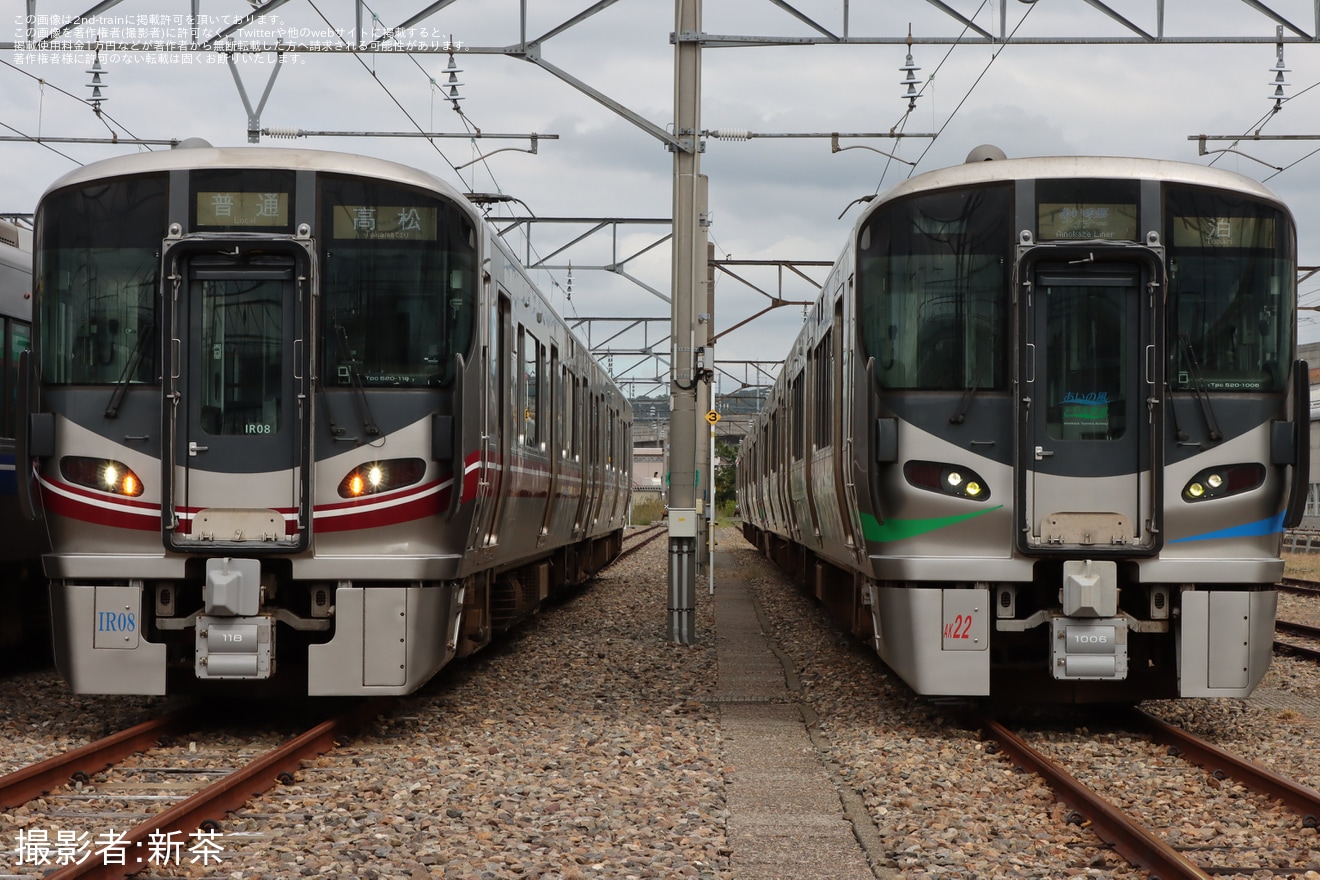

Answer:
[196,616,274,679]
[1051,616,1128,680]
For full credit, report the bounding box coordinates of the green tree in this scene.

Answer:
[714,438,739,510]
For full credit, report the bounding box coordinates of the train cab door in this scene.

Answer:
[1019,259,1159,554]
[163,243,312,552]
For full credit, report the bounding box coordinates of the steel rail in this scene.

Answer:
[618,523,668,561]
[44,699,386,880]
[979,716,1212,880]
[1275,640,1320,662]
[1276,618,1320,640]
[0,709,195,810]
[1279,577,1320,596]
[1127,708,1320,828]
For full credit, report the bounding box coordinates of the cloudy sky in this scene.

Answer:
[6,0,1320,398]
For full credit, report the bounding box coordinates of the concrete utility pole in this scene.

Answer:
[668,0,708,644]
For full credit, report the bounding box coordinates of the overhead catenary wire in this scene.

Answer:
[0,56,154,166]
[897,0,1037,183]
[342,0,574,318]
[872,0,995,192]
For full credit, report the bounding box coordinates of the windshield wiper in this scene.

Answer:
[949,383,978,424]
[104,323,156,419]
[1176,333,1223,442]
[330,321,381,440]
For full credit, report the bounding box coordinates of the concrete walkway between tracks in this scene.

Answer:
[712,565,886,879]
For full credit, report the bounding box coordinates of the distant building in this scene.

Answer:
[633,446,665,496]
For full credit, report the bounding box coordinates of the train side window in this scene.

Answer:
[1,317,12,438]
[521,327,540,447]
[35,174,167,386]
[815,330,832,448]
[856,183,1011,391]
[1165,186,1294,393]
[791,373,805,460]
[320,174,477,389]
[2,318,33,439]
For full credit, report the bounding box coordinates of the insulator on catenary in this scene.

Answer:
[710,129,750,141]
[263,127,305,139]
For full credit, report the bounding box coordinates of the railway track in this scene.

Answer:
[1279,576,1320,597]
[1,700,384,879]
[1275,618,1320,663]
[979,708,1320,879]
[618,522,668,561]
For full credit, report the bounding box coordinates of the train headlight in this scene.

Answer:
[903,461,990,502]
[1181,463,1265,502]
[61,456,145,497]
[338,458,426,498]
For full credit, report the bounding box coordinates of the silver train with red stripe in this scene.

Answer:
[19,144,631,695]
[738,148,1308,702]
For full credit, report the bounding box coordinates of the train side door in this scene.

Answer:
[1020,261,1157,553]
[479,291,513,550]
[165,244,311,551]
[537,345,561,545]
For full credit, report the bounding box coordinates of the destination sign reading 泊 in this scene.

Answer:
[332,205,438,241]
[1170,216,1275,248]
[196,191,289,227]
[1037,202,1138,241]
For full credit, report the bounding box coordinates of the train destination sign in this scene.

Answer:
[332,205,438,241]
[1037,202,1138,241]
[1170,216,1275,248]
[196,191,289,228]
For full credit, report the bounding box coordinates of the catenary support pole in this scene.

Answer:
[668,0,705,644]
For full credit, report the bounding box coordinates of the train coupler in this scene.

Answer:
[1050,616,1128,681]
[194,557,274,680]
[196,615,274,679]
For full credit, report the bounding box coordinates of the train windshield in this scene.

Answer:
[856,184,1012,390]
[1165,186,1294,393]
[35,174,167,385]
[320,175,477,388]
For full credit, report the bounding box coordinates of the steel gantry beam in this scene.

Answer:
[14,0,1320,51]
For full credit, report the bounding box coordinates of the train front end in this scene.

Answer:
[851,157,1305,701]
[22,148,482,696]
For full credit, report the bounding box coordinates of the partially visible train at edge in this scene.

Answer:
[738,148,1307,702]
[18,143,632,696]
[0,220,49,659]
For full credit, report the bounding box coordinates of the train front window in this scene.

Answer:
[1040,280,1130,441]
[35,174,167,385]
[857,184,1011,390]
[199,275,285,436]
[1165,186,1294,393]
[320,176,477,389]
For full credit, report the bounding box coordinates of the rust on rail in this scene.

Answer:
[0,708,195,811]
[43,699,387,880]
[979,715,1212,880]
[1127,707,1320,828]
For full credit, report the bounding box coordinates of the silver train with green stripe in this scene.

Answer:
[737,147,1309,702]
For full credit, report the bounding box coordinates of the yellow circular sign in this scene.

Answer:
[705,410,720,424]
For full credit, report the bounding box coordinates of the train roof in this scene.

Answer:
[38,143,472,211]
[860,152,1291,228]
